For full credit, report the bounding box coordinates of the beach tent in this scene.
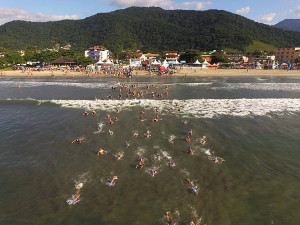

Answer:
[193,59,201,65]
[202,60,209,69]
[106,59,114,65]
[162,60,169,68]
[96,59,104,64]
[151,60,160,65]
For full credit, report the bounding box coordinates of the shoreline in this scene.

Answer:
[0,69,299,78]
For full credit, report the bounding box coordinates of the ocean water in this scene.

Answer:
[0,76,300,225]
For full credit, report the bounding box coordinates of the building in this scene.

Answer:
[144,53,160,61]
[165,51,178,61]
[85,46,110,62]
[276,47,300,63]
[51,56,76,66]
[202,55,212,63]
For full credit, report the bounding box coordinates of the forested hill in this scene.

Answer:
[273,19,300,32]
[1,7,300,52]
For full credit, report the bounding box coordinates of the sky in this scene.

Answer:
[0,0,299,25]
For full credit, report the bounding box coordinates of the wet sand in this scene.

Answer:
[1,68,299,77]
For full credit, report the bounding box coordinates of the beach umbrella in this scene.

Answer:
[159,66,166,72]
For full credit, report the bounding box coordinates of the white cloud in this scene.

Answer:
[111,0,212,10]
[181,1,212,10]
[235,6,250,15]
[0,7,79,24]
[257,13,276,23]
[111,0,173,8]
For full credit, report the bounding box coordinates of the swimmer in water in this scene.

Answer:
[116,108,120,113]
[72,188,81,203]
[107,176,118,186]
[115,152,124,160]
[152,115,159,122]
[190,187,199,196]
[151,169,157,177]
[168,161,176,168]
[97,148,107,156]
[82,111,89,116]
[106,114,111,119]
[108,129,114,135]
[125,141,130,148]
[139,116,144,121]
[211,157,224,163]
[155,154,162,161]
[136,161,144,169]
[145,131,152,139]
[133,131,139,137]
[108,119,114,125]
[91,110,96,116]
[187,146,194,155]
[114,117,119,122]
[71,138,82,144]
[166,211,173,224]
[186,136,191,142]
[183,120,188,125]
[188,129,193,136]
[201,139,206,145]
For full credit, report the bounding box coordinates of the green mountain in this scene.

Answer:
[273,19,300,32]
[0,7,300,53]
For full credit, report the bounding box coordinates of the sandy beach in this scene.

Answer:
[1,68,300,78]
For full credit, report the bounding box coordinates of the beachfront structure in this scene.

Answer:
[85,46,110,62]
[165,51,178,61]
[51,56,76,66]
[276,47,300,63]
[144,53,160,61]
[202,54,212,63]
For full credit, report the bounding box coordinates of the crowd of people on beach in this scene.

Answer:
[68,81,224,224]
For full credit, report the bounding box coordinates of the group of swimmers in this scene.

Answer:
[68,81,224,224]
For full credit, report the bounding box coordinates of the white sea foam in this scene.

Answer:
[214,83,300,91]
[0,80,114,89]
[42,98,300,118]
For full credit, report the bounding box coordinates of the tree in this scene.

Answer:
[179,49,203,63]
[24,46,39,62]
[4,51,25,64]
[76,56,94,66]
[211,51,229,64]
[35,50,59,63]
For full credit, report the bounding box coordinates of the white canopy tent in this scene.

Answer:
[106,59,114,65]
[96,59,104,65]
[151,60,160,65]
[193,59,201,65]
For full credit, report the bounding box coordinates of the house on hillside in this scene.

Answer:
[85,46,110,62]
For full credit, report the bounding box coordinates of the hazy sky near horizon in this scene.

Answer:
[0,0,299,25]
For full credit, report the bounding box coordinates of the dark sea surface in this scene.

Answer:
[0,76,299,225]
